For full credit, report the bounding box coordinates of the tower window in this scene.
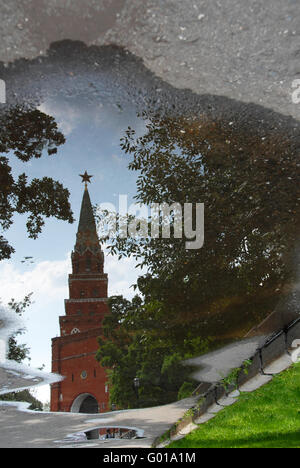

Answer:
[80,290,85,297]
[92,288,100,297]
[86,257,91,271]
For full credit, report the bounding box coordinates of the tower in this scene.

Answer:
[50,172,110,413]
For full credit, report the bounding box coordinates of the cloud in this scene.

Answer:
[38,101,82,137]
[0,248,144,310]
[0,256,72,392]
[111,153,123,165]
[0,255,71,306]
[104,248,145,299]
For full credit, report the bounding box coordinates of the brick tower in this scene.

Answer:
[50,172,110,413]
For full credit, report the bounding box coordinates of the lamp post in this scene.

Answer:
[133,377,140,407]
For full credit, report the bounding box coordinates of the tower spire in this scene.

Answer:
[74,172,101,255]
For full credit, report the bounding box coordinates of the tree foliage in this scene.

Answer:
[103,112,300,341]
[6,293,32,363]
[97,295,208,408]
[0,105,74,260]
[1,293,43,410]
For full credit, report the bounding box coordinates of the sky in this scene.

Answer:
[0,94,147,404]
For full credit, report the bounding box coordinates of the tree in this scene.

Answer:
[1,294,43,411]
[101,112,299,345]
[97,295,142,409]
[97,295,208,408]
[0,104,74,260]
[6,293,32,363]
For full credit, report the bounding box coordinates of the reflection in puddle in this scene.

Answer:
[0,40,299,412]
[57,426,143,444]
[86,427,140,440]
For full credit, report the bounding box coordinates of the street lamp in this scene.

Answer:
[133,377,140,407]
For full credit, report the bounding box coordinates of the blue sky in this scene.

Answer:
[0,95,147,403]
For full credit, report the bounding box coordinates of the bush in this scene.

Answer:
[177,381,196,400]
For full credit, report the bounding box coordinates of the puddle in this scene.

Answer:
[56,425,144,443]
[0,40,299,411]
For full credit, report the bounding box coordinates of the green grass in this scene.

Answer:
[168,362,300,448]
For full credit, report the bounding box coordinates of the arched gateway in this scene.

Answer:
[70,393,99,413]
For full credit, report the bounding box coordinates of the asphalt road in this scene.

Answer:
[0,0,299,120]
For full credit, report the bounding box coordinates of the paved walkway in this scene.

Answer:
[0,394,197,448]
[0,350,294,448]
[184,336,267,383]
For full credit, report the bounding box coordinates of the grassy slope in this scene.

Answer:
[168,362,300,448]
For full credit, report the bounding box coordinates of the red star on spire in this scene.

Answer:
[79,171,93,190]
